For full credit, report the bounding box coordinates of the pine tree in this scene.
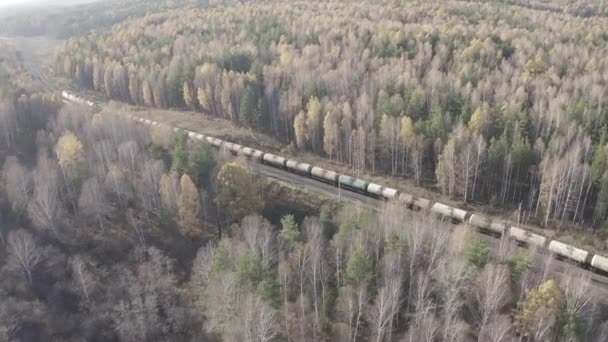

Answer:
[187,141,216,188]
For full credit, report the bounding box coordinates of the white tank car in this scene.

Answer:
[263,153,287,168]
[509,227,547,248]
[548,240,589,264]
[489,221,507,235]
[469,214,491,229]
[591,254,608,273]
[366,183,384,197]
[338,175,369,193]
[431,202,468,222]
[413,197,431,211]
[286,160,313,175]
[240,147,265,161]
[468,214,507,235]
[311,167,339,184]
[205,136,224,148]
[452,207,468,222]
[223,142,242,154]
[381,187,399,200]
[365,183,399,200]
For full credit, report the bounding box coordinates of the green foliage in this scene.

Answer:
[594,171,608,221]
[429,99,447,140]
[170,130,189,174]
[240,77,264,129]
[216,163,264,223]
[464,239,490,269]
[148,143,171,168]
[279,214,300,244]
[236,252,263,285]
[256,278,281,309]
[210,240,232,278]
[187,141,216,188]
[508,252,531,282]
[345,248,374,289]
[511,138,533,168]
[591,139,606,181]
[515,280,565,336]
[407,86,426,120]
[385,234,407,253]
[215,51,253,73]
[319,204,334,229]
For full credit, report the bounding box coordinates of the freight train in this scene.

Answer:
[61,91,608,276]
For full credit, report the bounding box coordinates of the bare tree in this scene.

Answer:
[336,284,368,342]
[474,264,511,340]
[406,305,439,342]
[367,274,402,342]
[304,217,328,339]
[190,243,216,291]
[127,209,146,248]
[438,259,470,342]
[78,177,110,231]
[241,215,275,268]
[118,140,142,180]
[114,247,181,341]
[0,100,16,148]
[2,156,30,216]
[137,159,165,222]
[28,155,61,235]
[7,229,41,286]
[484,315,513,342]
[69,255,97,304]
[105,163,131,208]
[0,211,4,246]
[240,294,278,342]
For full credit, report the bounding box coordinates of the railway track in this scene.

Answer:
[253,161,608,296]
[38,87,608,298]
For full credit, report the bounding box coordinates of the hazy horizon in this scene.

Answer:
[0,0,99,9]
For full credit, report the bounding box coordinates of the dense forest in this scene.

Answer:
[2,65,608,340]
[57,0,608,234]
[4,0,608,341]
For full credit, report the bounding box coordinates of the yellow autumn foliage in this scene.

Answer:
[515,279,564,335]
[55,131,84,169]
[178,174,204,238]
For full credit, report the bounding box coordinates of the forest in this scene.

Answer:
[56,0,608,236]
[4,0,608,341]
[2,58,608,340]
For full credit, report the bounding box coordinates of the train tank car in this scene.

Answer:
[338,175,369,193]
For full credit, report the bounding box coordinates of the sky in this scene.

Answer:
[0,0,46,6]
[0,0,98,8]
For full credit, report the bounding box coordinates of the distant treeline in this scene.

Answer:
[0,0,213,38]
